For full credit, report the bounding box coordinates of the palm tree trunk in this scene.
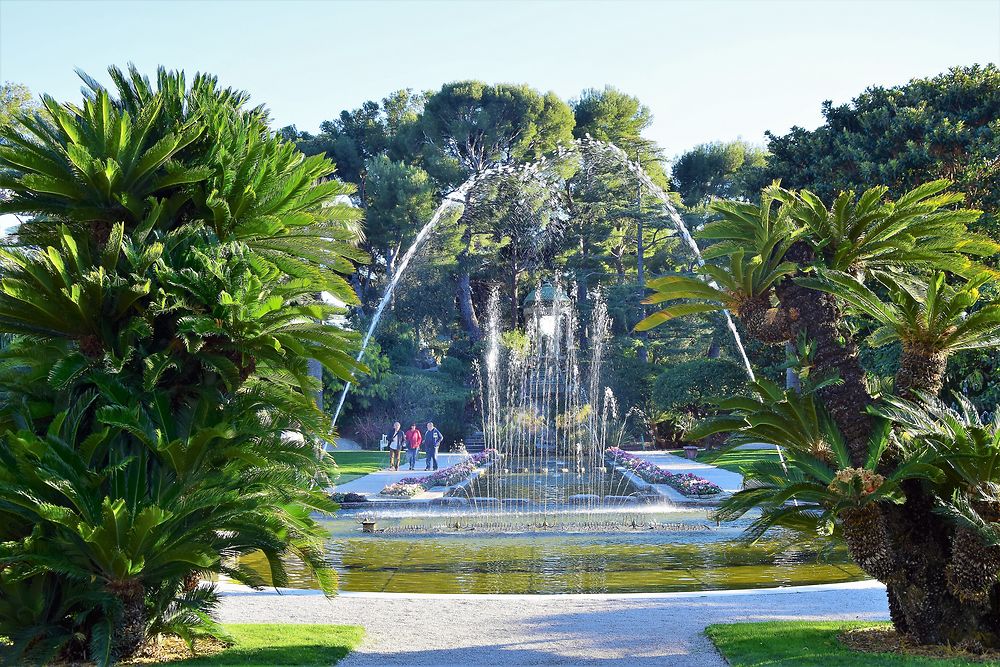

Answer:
[109,579,146,661]
[774,243,873,464]
[882,345,1000,648]
[895,347,948,399]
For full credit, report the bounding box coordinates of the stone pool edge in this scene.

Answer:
[215,578,884,600]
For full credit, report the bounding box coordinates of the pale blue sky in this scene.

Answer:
[1,0,998,157]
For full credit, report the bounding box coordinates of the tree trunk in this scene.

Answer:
[509,267,519,329]
[456,227,483,342]
[784,341,801,391]
[576,233,589,350]
[457,270,482,342]
[896,347,948,399]
[308,357,324,409]
[774,242,873,465]
[109,579,146,661]
[637,177,648,364]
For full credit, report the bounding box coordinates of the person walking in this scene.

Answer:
[424,421,443,471]
[388,421,404,471]
[405,423,422,471]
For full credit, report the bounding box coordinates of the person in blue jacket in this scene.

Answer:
[423,421,443,471]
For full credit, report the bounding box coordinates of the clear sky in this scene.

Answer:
[1,0,998,157]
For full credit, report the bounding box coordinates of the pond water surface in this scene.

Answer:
[240,507,866,594]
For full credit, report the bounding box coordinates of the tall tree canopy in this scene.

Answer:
[572,86,666,185]
[671,140,767,207]
[0,82,34,129]
[760,64,1000,218]
[418,81,575,177]
[284,89,425,198]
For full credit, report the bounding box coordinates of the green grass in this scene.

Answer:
[697,448,780,473]
[162,624,364,666]
[329,451,391,485]
[706,621,1000,666]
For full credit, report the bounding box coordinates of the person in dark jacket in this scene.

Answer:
[424,421,443,471]
[405,423,422,471]
[388,421,404,471]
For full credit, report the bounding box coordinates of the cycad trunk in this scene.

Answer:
[881,348,1000,649]
[774,243,873,463]
[895,348,948,399]
[880,489,1000,649]
[109,579,146,661]
[762,245,1000,650]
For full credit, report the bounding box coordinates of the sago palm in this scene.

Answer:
[772,180,996,278]
[696,380,940,578]
[875,394,1000,603]
[0,65,366,665]
[637,185,798,341]
[800,270,1000,397]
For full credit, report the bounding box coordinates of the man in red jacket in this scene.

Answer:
[405,423,422,471]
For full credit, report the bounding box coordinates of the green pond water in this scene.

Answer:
[240,507,867,594]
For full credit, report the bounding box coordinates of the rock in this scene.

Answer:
[567,494,601,504]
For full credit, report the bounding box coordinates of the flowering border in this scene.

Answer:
[379,482,425,498]
[606,447,722,496]
[380,450,498,497]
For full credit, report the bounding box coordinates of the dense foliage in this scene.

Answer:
[287,82,699,446]
[0,67,364,664]
[643,177,1000,649]
[759,65,1000,221]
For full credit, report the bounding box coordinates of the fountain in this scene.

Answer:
[444,285,647,530]
[330,138,756,431]
[268,138,844,594]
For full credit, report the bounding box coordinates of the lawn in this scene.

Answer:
[162,624,364,666]
[706,621,1000,666]
[330,450,391,484]
[697,447,780,473]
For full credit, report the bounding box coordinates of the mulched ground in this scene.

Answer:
[123,635,230,664]
[840,626,1000,662]
[51,635,230,666]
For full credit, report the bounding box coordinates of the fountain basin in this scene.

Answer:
[238,507,867,595]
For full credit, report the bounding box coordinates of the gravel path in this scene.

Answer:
[218,581,889,666]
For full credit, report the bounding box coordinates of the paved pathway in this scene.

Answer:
[334,453,467,497]
[218,581,889,666]
[630,450,745,495]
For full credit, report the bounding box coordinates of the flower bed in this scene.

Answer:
[380,482,425,498]
[330,492,368,504]
[380,450,498,497]
[607,447,722,497]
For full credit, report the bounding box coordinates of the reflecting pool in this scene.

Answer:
[240,507,866,594]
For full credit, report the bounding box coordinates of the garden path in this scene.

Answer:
[334,453,467,498]
[631,451,745,494]
[218,580,889,666]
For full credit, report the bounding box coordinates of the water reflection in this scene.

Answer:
[238,509,865,594]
